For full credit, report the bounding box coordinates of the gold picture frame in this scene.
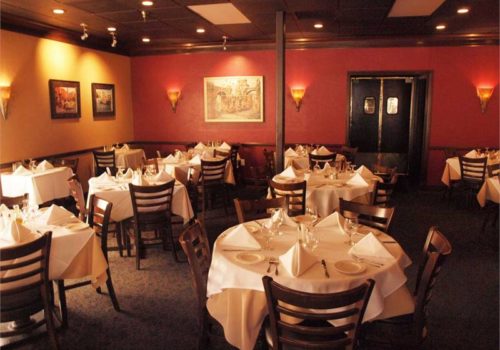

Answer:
[204,76,263,122]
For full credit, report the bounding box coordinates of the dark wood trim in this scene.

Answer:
[420,72,433,187]
[275,11,285,173]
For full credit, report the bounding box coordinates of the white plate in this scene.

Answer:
[234,252,265,265]
[64,222,90,231]
[334,260,366,275]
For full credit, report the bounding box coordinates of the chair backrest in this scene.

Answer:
[87,194,113,260]
[142,157,159,174]
[413,227,452,343]
[340,145,358,163]
[93,150,116,176]
[200,158,227,186]
[459,156,487,183]
[263,149,276,177]
[68,174,87,221]
[339,198,395,233]
[178,220,211,325]
[372,164,397,182]
[214,149,230,158]
[309,152,337,169]
[371,181,396,207]
[269,179,307,217]
[129,180,175,231]
[52,158,79,174]
[1,232,52,323]
[234,197,286,223]
[263,276,375,350]
[1,193,28,209]
[486,163,500,177]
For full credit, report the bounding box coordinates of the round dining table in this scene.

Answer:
[206,218,413,350]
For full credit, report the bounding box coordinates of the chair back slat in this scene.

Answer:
[88,194,113,260]
[93,150,117,176]
[129,181,175,231]
[263,276,374,350]
[339,198,395,233]
[201,158,227,184]
[309,152,337,169]
[459,156,487,183]
[269,179,307,217]
[68,174,86,221]
[486,163,500,177]
[234,197,286,223]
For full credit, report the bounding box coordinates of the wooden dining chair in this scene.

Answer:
[269,179,307,217]
[142,157,159,174]
[93,150,117,176]
[486,163,500,177]
[263,276,375,350]
[198,158,230,223]
[263,149,276,177]
[360,227,452,349]
[67,174,87,221]
[214,149,230,158]
[178,220,224,349]
[0,232,59,349]
[458,156,487,207]
[57,195,120,328]
[372,174,398,207]
[233,197,286,223]
[52,158,79,174]
[339,198,395,233]
[128,180,180,269]
[309,152,337,169]
[0,193,28,209]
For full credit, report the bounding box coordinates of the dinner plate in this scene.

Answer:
[334,260,366,275]
[234,252,265,265]
[64,222,90,231]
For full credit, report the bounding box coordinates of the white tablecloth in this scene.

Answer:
[477,177,500,207]
[115,148,145,169]
[285,153,346,170]
[87,177,194,223]
[0,210,108,287]
[207,221,412,350]
[158,158,235,186]
[1,167,73,205]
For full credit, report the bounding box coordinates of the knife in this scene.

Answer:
[321,259,330,278]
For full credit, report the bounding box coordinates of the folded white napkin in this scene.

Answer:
[95,172,116,185]
[0,204,9,213]
[153,170,173,183]
[347,173,368,186]
[322,162,332,172]
[219,224,261,250]
[189,155,201,165]
[36,160,54,171]
[132,173,149,186]
[13,166,33,176]
[311,146,332,155]
[279,241,317,277]
[348,233,394,262]
[218,142,231,151]
[123,168,134,179]
[36,204,75,225]
[285,148,298,157]
[464,150,477,158]
[194,142,205,150]
[356,165,375,179]
[164,154,178,164]
[315,211,344,230]
[174,151,184,162]
[122,144,130,150]
[0,220,36,243]
[279,166,298,179]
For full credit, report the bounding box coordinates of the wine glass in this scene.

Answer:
[343,217,358,246]
[313,161,321,174]
[305,207,318,228]
[270,208,284,236]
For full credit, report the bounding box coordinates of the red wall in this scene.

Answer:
[131,46,499,185]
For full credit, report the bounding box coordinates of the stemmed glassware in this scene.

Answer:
[313,161,321,174]
[116,167,125,181]
[343,217,358,246]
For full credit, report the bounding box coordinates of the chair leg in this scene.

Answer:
[116,222,124,257]
[56,280,68,329]
[42,288,60,350]
[105,268,121,311]
[135,229,141,270]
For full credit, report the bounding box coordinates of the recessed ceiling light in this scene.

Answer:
[457,7,469,14]
[196,28,205,33]
[53,9,65,15]
[107,27,117,32]
[142,1,154,6]
[142,37,151,43]
[314,23,323,29]
[436,24,446,30]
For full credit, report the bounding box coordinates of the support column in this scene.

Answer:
[275,11,285,172]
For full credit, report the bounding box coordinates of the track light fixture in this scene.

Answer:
[110,31,117,47]
[80,23,88,41]
[222,35,228,51]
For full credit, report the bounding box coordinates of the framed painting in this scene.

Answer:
[92,83,116,117]
[49,79,81,119]
[204,76,263,122]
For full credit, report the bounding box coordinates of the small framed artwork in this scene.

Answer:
[91,83,116,117]
[204,76,263,122]
[49,79,81,119]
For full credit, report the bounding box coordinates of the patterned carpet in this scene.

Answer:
[8,186,499,350]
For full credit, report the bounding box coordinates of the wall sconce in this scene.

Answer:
[290,88,305,111]
[167,90,181,112]
[476,87,494,113]
[0,85,12,120]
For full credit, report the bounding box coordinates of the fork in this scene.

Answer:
[351,254,384,268]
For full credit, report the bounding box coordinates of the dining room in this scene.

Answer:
[0,0,499,349]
